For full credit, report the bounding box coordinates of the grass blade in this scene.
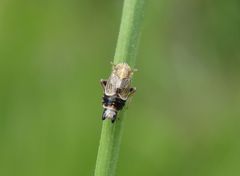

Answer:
[94,0,145,175]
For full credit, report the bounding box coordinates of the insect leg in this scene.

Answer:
[124,87,136,109]
[100,79,107,90]
[111,119,115,123]
[111,115,117,123]
[102,109,107,120]
[128,87,136,97]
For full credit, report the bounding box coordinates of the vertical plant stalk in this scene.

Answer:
[94,0,145,176]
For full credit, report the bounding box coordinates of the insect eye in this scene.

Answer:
[114,67,120,73]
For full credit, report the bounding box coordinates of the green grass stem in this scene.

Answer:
[94,0,145,175]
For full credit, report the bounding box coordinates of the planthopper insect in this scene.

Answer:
[100,62,136,123]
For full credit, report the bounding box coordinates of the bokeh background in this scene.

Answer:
[0,0,240,175]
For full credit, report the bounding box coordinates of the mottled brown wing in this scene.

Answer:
[118,78,131,89]
[118,87,131,100]
[105,74,118,96]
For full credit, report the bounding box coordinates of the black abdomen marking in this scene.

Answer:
[102,94,126,111]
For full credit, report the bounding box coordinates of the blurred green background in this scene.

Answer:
[0,0,240,175]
